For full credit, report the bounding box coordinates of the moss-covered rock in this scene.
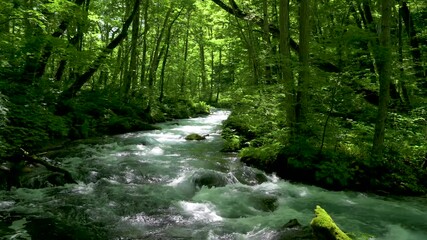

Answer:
[185,133,206,141]
[310,206,351,240]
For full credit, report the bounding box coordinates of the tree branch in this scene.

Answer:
[59,0,141,101]
[210,0,339,73]
[20,148,77,184]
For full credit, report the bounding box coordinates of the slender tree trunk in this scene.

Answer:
[398,6,411,108]
[198,28,208,101]
[181,11,191,96]
[279,0,296,135]
[140,0,149,86]
[124,0,140,96]
[216,48,222,103]
[296,0,310,129]
[400,1,426,89]
[262,0,272,82]
[372,0,392,161]
[159,44,168,103]
[210,50,215,102]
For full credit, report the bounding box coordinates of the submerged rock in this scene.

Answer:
[277,219,314,240]
[191,170,230,189]
[185,133,207,141]
[310,205,351,240]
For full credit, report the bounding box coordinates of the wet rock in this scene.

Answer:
[185,133,207,141]
[251,194,278,212]
[310,205,351,240]
[191,170,230,189]
[276,219,314,240]
[232,166,269,185]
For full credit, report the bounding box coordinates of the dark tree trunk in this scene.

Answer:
[372,0,392,161]
[296,0,310,128]
[400,2,426,88]
[279,0,296,135]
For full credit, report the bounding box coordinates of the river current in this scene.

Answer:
[1,110,426,239]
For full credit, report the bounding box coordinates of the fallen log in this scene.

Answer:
[20,148,77,184]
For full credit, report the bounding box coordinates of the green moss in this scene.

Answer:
[310,205,352,240]
[185,133,206,141]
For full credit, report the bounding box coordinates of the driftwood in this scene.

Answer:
[20,148,77,184]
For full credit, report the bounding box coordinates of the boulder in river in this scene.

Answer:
[277,219,314,239]
[310,205,351,240]
[185,133,207,141]
[192,170,230,189]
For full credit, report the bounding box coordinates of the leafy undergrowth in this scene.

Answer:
[220,86,427,196]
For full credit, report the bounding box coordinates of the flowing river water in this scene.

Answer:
[1,110,427,239]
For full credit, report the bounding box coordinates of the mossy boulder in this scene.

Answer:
[310,205,351,240]
[185,133,206,141]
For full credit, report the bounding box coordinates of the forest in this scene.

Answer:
[0,0,427,239]
[1,0,426,194]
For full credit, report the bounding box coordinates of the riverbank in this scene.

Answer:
[219,94,427,196]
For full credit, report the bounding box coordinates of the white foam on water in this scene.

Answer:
[207,226,277,240]
[149,146,164,155]
[0,201,15,209]
[145,132,183,143]
[252,181,280,195]
[72,182,94,194]
[179,201,223,222]
[167,172,188,186]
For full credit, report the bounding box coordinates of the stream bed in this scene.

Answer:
[1,110,426,239]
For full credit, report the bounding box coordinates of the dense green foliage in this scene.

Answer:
[221,86,427,194]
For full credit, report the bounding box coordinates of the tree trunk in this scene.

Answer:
[372,0,392,161]
[296,0,310,129]
[140,0,150,86]
[279,0,296,135]
[398,7,411,108]
[400,1,426,89]
[216,48,222,103]
[124,0,140,96]
[181,11,191,96]
[262,0,272,82]
[198,28,208,101]
[159,44,168,103]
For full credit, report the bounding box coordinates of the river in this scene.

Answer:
[1,110,426,239]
